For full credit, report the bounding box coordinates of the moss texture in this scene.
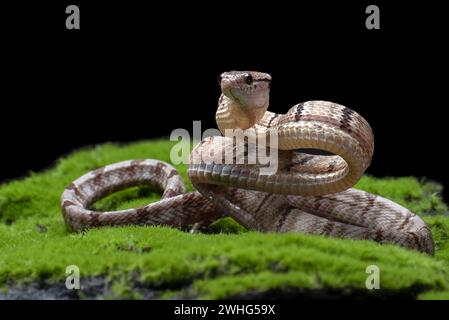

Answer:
[0,139,448,299]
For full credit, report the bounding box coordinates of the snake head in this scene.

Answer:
[219,71,271,124]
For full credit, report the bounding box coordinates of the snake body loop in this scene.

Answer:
[61,71,434,255]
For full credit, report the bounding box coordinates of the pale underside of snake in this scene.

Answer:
[61,71,434,255]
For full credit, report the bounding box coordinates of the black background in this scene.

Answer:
[1,299,442,319]
[2,2,448,200]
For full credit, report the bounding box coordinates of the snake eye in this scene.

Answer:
[245,74,253,85]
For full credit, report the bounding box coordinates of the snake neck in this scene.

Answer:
[215,94,267,134]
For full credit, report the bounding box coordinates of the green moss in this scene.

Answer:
[423,216,449,261]
[418,291,449,300]
[206,217,247,234]
[354,176,448,215]
[0,139,448,299]
[108,276,143,300]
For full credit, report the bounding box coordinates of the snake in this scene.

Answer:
[61,71,434,255]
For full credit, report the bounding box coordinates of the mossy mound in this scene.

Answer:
[0,139,448,299]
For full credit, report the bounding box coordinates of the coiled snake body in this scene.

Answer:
[61,71,434,255]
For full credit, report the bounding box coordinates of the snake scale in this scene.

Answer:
[61,71,434,255]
